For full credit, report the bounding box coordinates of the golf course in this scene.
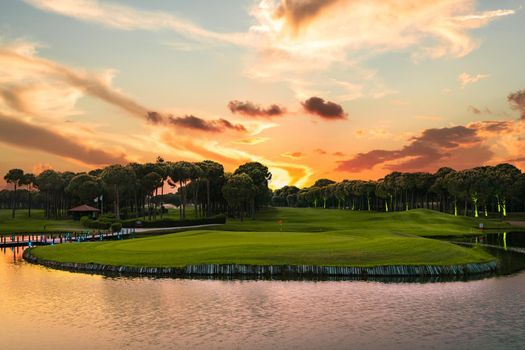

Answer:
[27,207,509,269]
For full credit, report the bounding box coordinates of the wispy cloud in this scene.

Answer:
[248,1,513,95]
[0,113,127,165]
[0,39,149,119]
[458,72,489,88]
[23,0,515,100]
[23,0,247,45]
[281,151,304,159]
[233,137,270,145]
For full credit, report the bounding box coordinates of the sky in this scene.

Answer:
[0,0,524,189]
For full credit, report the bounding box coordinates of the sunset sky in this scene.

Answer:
[1,0,524,189]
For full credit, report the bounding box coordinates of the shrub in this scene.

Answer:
[111,222,123,232]
[80,216,90,226]
[81,217,111,230]
[81,214,226,230]
[142,215,226,228]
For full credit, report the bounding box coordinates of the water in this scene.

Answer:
[1,236,525,350]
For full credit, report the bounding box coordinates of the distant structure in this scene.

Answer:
[69,204,100,221]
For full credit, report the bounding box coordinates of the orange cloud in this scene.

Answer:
[0,113,127,165]
[233,137,270,145]
[281,151,304,159]
[0,40,148,119]
[337,119,524,174]
[248,1,514,96]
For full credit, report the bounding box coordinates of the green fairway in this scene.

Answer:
[217,207,511,236]
[31,208,499,267]
[0,210,82,234]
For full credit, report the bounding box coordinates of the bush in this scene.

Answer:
[111,222,122,233]
[121,214,226,228]
[81,214,226,230]
[81,217,111,230]
[80,216,89,226]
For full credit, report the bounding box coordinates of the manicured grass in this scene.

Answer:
[31,208,499,268]
[218,207,511,236]
[0,209,82,234]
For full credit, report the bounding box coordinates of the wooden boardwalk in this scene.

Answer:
[0,229,135,248]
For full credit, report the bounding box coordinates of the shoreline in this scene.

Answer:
[23,248,498,278]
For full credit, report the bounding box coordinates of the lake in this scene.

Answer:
[1,233,524,350]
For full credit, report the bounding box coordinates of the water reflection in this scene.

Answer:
[1,246,25,263]
[449,231,525,276]
[0,239,524,349]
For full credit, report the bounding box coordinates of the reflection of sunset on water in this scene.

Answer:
[1,246,25,263]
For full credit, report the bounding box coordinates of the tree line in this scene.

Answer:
[272,164,525,217]
[2,158,272,221]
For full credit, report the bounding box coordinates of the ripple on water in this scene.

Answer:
[0,248,524,350]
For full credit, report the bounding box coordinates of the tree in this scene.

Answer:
[513,173,525,212]
[313,179,336,188]
[35,169,65,219]
[20,173,36,217]
[155,157,169,219]
[375,180,391,212]
[101,165,135,219]
[489,164,521,217]
[142,171,163,220]
[169,161,194,220]
[4,169,24,218]
[444,171,470,216]
[234,162,272,218]
[222,173,256,221]
[66,173,103,206]
[196,160,225,216]
[431,167,455,213]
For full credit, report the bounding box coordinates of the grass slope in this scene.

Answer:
[32,208,497,267]
[0,210,82,234]
[218,207,510,236]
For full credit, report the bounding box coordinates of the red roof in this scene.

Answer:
[69,204,100,212]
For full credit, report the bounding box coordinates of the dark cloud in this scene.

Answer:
[0,86,32,114]
[469,120,514,133]
[468,105,494,115]
[274,0,341,32]
[228,100,285,118]
[146,111,164,124]
[508,89,525,119]
[336,126,485,172]
[507,156,525,163]
[314,148,327,155]
[468,105,482,114]
[0,114,127,165]
[168,115,246,133]
[302,97,347,120]
[333,151,345,157]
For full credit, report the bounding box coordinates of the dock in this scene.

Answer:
[0,229,135,248]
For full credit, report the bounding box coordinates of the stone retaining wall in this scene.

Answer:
[23,249,498,278]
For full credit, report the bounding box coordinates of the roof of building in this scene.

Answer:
[69,204,100,212]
